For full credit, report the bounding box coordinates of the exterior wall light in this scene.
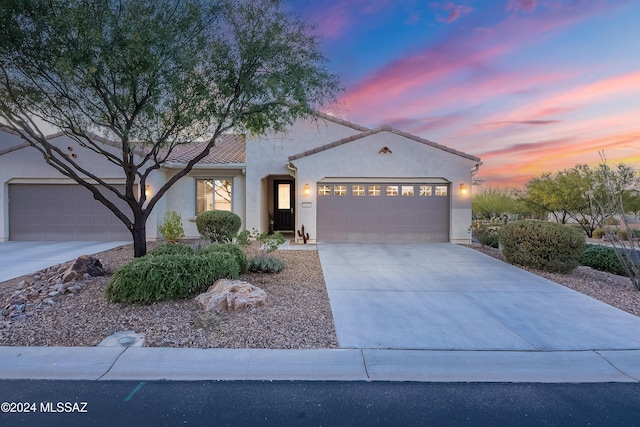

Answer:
[303,183,311,196]
[459,183,468,196]
[145,184,150,197]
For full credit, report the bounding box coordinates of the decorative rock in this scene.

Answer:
[196,279,266,313]
[61,255,106,283]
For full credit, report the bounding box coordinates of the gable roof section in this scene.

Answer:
[312,111,370,133]
[288,124,481,162]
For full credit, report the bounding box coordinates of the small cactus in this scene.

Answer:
[297,224,310,244]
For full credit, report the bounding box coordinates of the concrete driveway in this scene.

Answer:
[0,241,130,282]
[317,243,640,351]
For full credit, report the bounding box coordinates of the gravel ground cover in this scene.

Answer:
[0,241,338,348]
[1,241,638,348]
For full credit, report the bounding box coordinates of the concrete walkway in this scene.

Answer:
[1,242,639,383]
[0,241,130,282]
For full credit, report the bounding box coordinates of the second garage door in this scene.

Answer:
[316,182,450,242]
[9,184,132,241]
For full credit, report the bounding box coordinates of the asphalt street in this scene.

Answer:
[1,380,640,426]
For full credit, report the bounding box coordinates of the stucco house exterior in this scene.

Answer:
[0,113,480,244]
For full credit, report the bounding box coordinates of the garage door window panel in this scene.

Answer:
[386,186,398,196]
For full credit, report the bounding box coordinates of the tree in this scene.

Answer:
[472,187,522,221]
[0,0,340,256]
[591,154,640,291]
[522,163,640,237]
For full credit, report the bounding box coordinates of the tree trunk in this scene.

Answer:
[131,220,148,258]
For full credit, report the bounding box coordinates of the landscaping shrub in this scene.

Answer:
[199,243,248,273]
[617,229,629,241]
[472,223,499,248]
[196,210,241,243]
[190,251,240,289]
[158,211,185,241]
[580,244,628,276]
[249,255,285,273]
[147,242,194,257]
[499,220,585,274]
[592,228,606,239]
[106,251,239,304]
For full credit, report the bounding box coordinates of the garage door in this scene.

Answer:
[316,182,450,242]
[8,184,132,241]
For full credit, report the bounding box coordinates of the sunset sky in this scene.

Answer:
[285,0,640,187]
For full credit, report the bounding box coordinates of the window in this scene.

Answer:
[196,179,232,214]
[334,185,347,196]
[386,185,398,196]
[352,185,365,196]
[401,186,414,196]
[318,184,331,196]
[368,185,380,196]
[277,183,291,209]
[419,186,432,196]
[435,185,448,196]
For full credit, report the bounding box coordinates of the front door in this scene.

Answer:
[274,180,295,231]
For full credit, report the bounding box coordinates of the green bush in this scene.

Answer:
[249,255,285,273]
[196,210,241,243]
[199,243,248,273]
[147,243,194,257]
[499,220,585,274]
[580,244,628,276]
[106,251,239,304]
[472,223,499,248]
[158,211,185,241]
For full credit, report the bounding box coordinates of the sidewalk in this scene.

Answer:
[0,346,638,382]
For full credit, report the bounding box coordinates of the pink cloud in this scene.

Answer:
[298,0,392,39]
[506,0,537,13]
[439,3,474,23]
[339,2,612,122]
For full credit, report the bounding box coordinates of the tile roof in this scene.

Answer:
[162,134,246,165]
[288,124,481,163]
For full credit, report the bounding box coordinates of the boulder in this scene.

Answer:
[196,279,266,313]
[61,255,106,283]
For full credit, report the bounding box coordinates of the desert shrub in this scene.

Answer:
[196,210,241,243]
[158,211,185,241]
[147,242,194,257]
[499,220,585,274]
[472,223,499,248]
[199,243,248,273]
[249,255,285,273]
[190,251,240,289]
[106,252,239,304]
[592,228,606,239]
[580,244,628,276]
[617,229,629,240]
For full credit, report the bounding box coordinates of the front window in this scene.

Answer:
[196,179,232,214]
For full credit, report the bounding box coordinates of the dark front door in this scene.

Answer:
[274,180,295,231]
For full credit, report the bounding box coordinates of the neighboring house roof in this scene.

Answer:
[288,124,481,163]
[161,134,246,165]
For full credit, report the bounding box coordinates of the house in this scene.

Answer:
[0,113,481,244]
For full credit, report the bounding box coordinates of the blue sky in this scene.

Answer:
[284,0,640,186]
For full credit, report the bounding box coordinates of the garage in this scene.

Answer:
[316,181,450,242]
[8,184,132,241]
